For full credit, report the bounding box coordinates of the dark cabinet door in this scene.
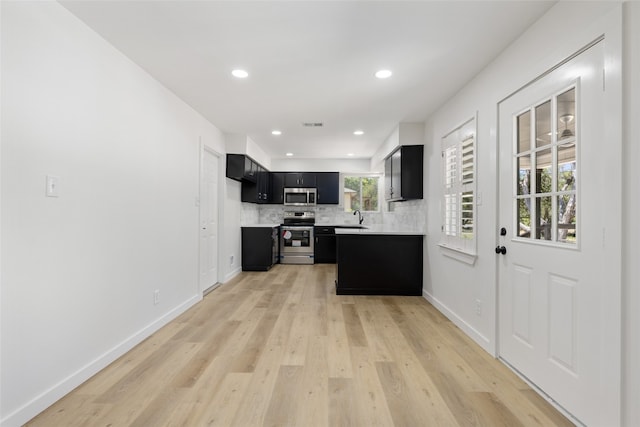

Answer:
[269,172,285,204]
[257,166,270,202]
[316,172,339,204]
[284,172,316,187]
[384,145,423,201]
[384,156,393,200]
[244,157,258,182]
[390,149,402,199]
[226,154,246,182]
[314,226,336,263]
[241,227,277,271]
[226,154,262,184]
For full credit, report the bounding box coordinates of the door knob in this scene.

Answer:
[495,246,507,255]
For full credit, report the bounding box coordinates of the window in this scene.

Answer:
[441,117,476,256]
[515,86,577,244]
[343,175,380,212]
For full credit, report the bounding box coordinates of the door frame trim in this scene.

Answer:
[198,142,224,295]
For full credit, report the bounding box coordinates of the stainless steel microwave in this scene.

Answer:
[284,187,317,206]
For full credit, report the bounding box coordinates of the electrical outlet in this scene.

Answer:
[475,299,482,316]
[154,290,160,305]
[230,255,234,266]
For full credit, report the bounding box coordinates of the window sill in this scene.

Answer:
[438,243,477,265]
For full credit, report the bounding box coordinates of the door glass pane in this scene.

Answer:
[557,88,576,142]
[517,155,531,196]
[535,196,552,240]
[517,111,531,153]
[558,145,576,190]
[535,101,551,148]
[517,198,531,238]
[512,85,578,245]
[557,194,577,244]
[535,148,552,194]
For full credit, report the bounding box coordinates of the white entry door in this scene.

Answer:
[199,147,219,293]
[498,41,618,426]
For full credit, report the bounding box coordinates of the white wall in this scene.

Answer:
[622,2,640,425]
[270,157,371,173]
[371,122,425,172]
[421,1,627,424]
[0,2,233,425]
[423,0,621,351]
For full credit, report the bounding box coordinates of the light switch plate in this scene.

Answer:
[46,175,60,197]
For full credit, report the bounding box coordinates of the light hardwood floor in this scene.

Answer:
[27,264,573,426]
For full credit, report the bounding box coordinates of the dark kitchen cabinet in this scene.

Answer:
[241,165,271,203]
[314,226,336,263]
[227,154,271,203]
[270,172,285,204]
[315,172,340,204]
[241,226,278,271]
[284,172,316,187]
[226,154,260,183]
[336,233,423,295]
[384,145,423,201]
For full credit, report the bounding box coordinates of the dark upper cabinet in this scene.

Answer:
[226,154,259,183]
[270,172,285,204]
[230,157,340,204]
[284,172,316,187]
[384,145,423,201]
[241,165,271,204]
[228,154,271,203]
[316,172,340,204]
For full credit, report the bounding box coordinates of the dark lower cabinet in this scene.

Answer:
[314,226,336,263]
[335,233,423,295]
[241,226,278,271]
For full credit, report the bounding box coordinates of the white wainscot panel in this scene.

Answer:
[548,274,578,374]
[512,265,533,346]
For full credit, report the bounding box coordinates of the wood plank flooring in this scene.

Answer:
[27,264,573,426]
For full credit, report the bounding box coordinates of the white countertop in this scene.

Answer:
[241,224,280,228]
[335,225,425,236]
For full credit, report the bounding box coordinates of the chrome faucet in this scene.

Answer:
[353,209,364,225]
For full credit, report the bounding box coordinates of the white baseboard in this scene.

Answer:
[422,289,493,355]
[224,266,242,283]
[1,295,201,427]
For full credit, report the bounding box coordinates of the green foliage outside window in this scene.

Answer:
[344,176,379,212]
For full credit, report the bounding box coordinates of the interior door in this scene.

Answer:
[498,41,617,425]
[200,148,219,293]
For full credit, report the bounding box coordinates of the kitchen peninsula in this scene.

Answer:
[335,226,424,295]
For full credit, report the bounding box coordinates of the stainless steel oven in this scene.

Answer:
[280,211,315,264]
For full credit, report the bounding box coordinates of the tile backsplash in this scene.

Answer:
[382,199,426,232]
[241,199,425,231]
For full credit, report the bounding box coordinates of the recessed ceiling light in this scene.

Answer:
[347,153,354,157]
[271,130,282,135]
[353,130,364,136]
[375,69,392,79]
[285,152,293,157]
[231,69,249,78]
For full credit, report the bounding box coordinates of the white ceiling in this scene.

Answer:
[60,1,555,160]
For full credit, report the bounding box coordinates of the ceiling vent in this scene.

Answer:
[302,122,324,127]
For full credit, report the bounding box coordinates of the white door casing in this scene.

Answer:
[497,41,620,426]
[199,146,220,293]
